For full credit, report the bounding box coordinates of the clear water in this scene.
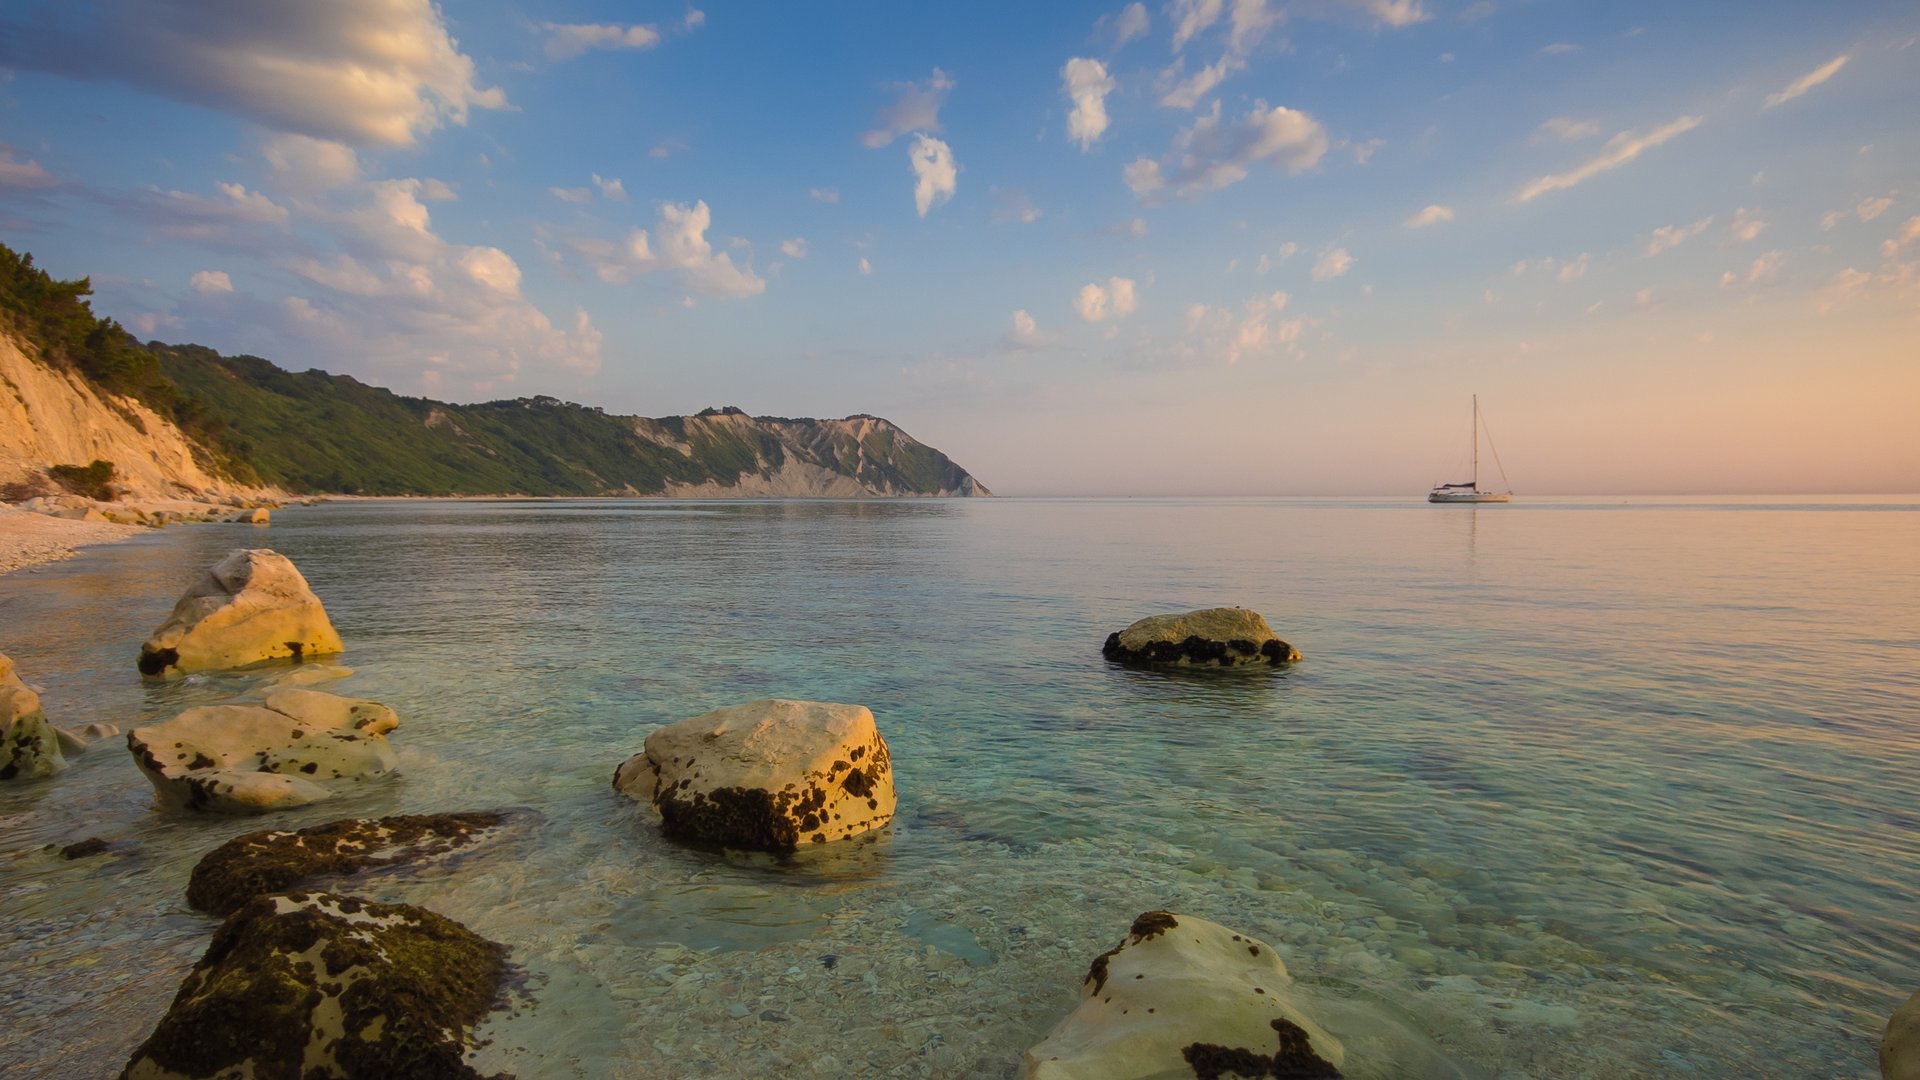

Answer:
[2,497,1916,1078]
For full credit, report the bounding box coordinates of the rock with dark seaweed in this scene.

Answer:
[612,698,896,854]
[1101,608,1300,670]
[120,891,509,1080]
[137,548,343,679]
[1887,989,1920,1080]
[187,810,528,916]
[1,650,65,781]
[126,688,399,814]
[1024,911,1343,1080]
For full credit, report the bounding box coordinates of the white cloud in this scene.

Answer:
[1645,217,1712,256]
[1185,290,1305,365]
[780,237,808,259]
[1062,58,1116,149]
[1126,99,1328,200]
[990,187,1041,224]
[571,200,765,297]
[0,143,58,189]
[1404,204,1454,229]
[1632,287,1659,312]
[1897,216,1920,248]
[1764,55,1849,108]
[1345,0,1429,28]
[544,22,661,61]
[1814,267,1871,313]
[462,247,522,294]
[1074,277,1138,322]
[594,174,627,201]
[684,9,707,30]
[809,187,839,204]
[1100,3,1151,47]
[858,257,873,275]
[1345,137,1385,165]
[1534,117,1600,142]
[259,134,359,193]
[1556,252,1591,282]
[1515,115,1702,202]
[1312,247,1353,281]
[1720,250,1783,287]
[551,186,593,204]
[115,181,291,252]
[1856,196,1893,222]
[0,0,507,147]
[1728,207,1767,242]
[863,69,955,148]
[190,270,233,295]
[1003,308,1051,350]
[1159,54,1244,109]
[909,134,958,217]
[1229,0,1283,52]
[1169,0,1226,52]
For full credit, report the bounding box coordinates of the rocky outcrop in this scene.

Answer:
[121,892,507,1080]
[614,698,896,853]
[1,650,64,780]
[1887,990,1920,1080]
[1102,608,1301,669]
[138,549,343,678]
[126,689,398,813]
[1025,911,1344,1080]
[187,811,521,916]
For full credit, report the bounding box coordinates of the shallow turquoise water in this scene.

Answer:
[2,497,1916,1077]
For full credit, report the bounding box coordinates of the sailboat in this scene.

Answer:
[1428,395,1512,503]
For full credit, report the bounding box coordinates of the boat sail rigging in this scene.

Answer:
[1428,395,1512,504]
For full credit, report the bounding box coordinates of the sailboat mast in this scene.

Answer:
[1471,394,1479,490]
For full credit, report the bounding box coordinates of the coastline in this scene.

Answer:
[0,505,142,576]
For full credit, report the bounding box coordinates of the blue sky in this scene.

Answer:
[2,1,1916,494]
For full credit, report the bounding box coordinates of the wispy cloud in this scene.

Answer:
[863,69,955,148]
[1126,100,1328,200]
[1404,204,1454,229]
[1534,117,1600,143]
[1764,55,1848,108]
[1515,115,1702,202]
[1312,247,1353,280]
[544,23,660,61]
[1645,217,1712,256]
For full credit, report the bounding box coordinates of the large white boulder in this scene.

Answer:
[138,549,343,678]
[126,688,398,813]
[1,651,65,781]
[1102,607,1301,668]
[1888,990,1920,1080]
[1024,911,1344,1080]
[613,698,896,853]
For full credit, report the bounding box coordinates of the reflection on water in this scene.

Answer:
[2,496,1917,1078]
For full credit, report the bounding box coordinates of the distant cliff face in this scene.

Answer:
[631,408,990,498]
[0,332,257,499]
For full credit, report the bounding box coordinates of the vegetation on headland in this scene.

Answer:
[1,242,984,496]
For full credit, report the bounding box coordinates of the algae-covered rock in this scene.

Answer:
[1024,910,1343,1080]
[1,650,65,781]
[138,548,343,679]
[121,891,508,1080]
[1887,989,1920,1080]
[613,698,895,853]
[1101,608,1301,669]
[187,810,519,916]
[126,689,399,814]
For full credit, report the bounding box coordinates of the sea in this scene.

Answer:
[1,496,1915,1079]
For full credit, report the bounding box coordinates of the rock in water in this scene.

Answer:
[126,689,399,813]
[1024,910,1344,1080]
[120,892,507,1080]
[138,549,343,679]
[612,698,896,853]
[1101,608,1301,669]
[187,811,520,916]
[1888,990,1920,1080]
[0,651,64,781]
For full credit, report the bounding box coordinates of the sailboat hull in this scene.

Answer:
[1427,489,1509,504]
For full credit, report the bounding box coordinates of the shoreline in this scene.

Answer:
[0,505,143,576]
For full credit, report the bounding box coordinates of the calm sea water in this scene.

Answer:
[2,497,1916,1078]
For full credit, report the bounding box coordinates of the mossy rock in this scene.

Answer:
[1101,608,1301,669]
[186,810,520,916]
[121,892,509,1080]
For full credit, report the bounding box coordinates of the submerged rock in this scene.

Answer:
[121,891,508,1080]
[1101,608,1301,669]
[1887,990,1920,1080]
[1024,910,1343,1080]
[187,810,522,916]
[613,698,896,853]
[1,650,64,781]
[126,688,399,814]
[137,548,343,679]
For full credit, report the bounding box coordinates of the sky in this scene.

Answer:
[1,0,1916,496]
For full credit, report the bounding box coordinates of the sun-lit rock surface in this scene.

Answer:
[1102,607,1301,668]
[120,892,507,1080]
[0,650,64,780]
[1886,990,1920,1080]
[1024,910,1344,1080]
[614,698,896,853]
[137,549,343,678]
[126,689,398,813]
